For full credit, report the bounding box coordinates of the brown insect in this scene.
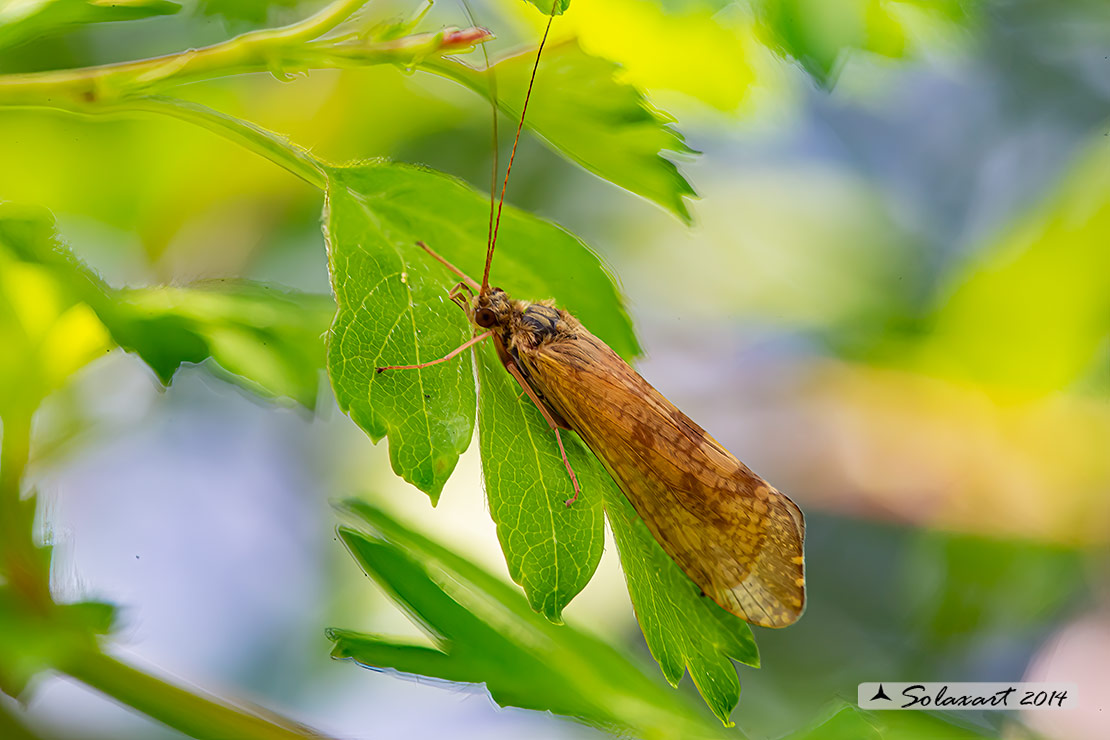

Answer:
[377,10,806,628]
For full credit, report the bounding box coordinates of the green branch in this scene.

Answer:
[0,0,491,110]
[60,648,330,740]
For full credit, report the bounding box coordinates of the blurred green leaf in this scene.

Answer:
[197,0,301,28]
[785,704,882,740]
[115,282,333,407]
[757,0,900,83]
[0,202,331,408]
[425,38,697,223]
[603,486,760,725]
[474,341,605,623]
[0,699,48,740]
[0,0,180,52]
[564,0,757,113]
[785,703,994,740]
[324,160,638,502]
[330,500,728,739]
[756,0,975,85]
[918,135,1110,395]
[904,532,1085,645]
[523,0,571,16]
[0,203,112,415]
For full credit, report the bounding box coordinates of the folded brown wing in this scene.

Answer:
[517,323,806,628]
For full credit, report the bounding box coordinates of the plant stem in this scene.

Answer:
[0,0,490,109]
[60,648,331,740]
[0,409,29,512]
[0,0,364,106]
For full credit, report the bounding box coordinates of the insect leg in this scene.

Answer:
[503,361,582,507]
[376,331,492,373]
[449,281,474,311]
[553,428,581,507]
[416,241,480,291]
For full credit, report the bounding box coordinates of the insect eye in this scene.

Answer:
[475,307,497,328]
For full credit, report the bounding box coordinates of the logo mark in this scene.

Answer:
[858,683,1076,710]
[870,684,892,702]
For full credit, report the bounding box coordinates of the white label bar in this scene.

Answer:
[858,683,1077,710]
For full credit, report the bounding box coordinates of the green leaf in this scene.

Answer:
[0,0,180,52]
[474,341,605,622]
[330,500,727,739]
[424,38,697,223]
[0,202,331,408]
[324,167,478,503]
[324,160,638,502]
[603,487,760,726]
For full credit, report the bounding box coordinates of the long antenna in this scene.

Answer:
[480,0,559,295]
[458,0,498,259]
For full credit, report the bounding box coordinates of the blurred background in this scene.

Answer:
[1,0,1108,738]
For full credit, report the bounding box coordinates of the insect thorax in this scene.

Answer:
[519,302,562,337]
